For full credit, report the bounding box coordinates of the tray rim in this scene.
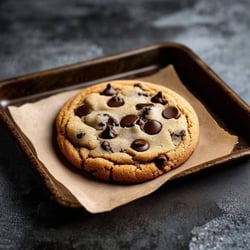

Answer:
[0,42,249,208]
[1,41,250,108]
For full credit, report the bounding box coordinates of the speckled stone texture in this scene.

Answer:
[0,0,249,249]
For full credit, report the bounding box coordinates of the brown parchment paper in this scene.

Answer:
[8,65,238,213]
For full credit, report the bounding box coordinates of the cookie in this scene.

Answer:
[56,80,199,183]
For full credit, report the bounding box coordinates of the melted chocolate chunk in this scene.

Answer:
[136,103,154,110]
[134,82,144,88]
[141,107,152,118]
[136,117,146,127]
[104,114,119,126]
[120,115,138,127]
[162,106,180,119]
[142,120,162,135]
[131,139,149,152]
[171,130,186,140]
[101,83,117,96]
[75,104,91,117]
[154,154,168,169]
[101,141,113,153]
[99,125,118,139]
[107,95,125,107]
[76,132,85,139]
[151,91,167,105]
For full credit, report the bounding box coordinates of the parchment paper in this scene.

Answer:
[8,65,238,213]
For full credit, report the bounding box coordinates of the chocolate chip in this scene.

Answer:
[162,106,180,119]
[171,130,186,140]
[136,103,154,110]
[151,91,167,105]
[75,104,91,117]
[131,139,149,152]
[99,125,118,139]
[76,132,85,139]
[98,122,105,128]
[134,82,144,88]
[101,141,113,153]
[101,83,117,96]
[154,154,168,169]
[120,115,138,127]
[108,116,119,126]
[107,95,125,107]
[138,92,148,97]
[103,114,119,126]
[142,120,162,135]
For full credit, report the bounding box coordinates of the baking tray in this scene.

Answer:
[0,42,249,208]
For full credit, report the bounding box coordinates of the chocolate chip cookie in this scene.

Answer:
[56,80,199,183]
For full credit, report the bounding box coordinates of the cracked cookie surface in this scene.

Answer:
[56,80,199,183]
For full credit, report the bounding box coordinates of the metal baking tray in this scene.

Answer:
[0,42,249,207]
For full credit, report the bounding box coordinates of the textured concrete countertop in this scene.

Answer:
[0,0,249,249]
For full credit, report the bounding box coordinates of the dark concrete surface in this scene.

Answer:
[0,0,249,249]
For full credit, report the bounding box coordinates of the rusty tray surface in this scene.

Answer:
[0,43,249,207]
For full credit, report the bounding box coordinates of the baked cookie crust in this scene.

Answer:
[56,80,199,183]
